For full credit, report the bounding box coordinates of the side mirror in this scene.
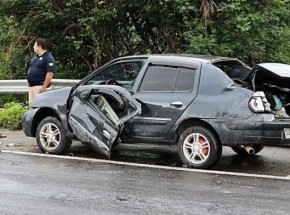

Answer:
[81,90,90,100]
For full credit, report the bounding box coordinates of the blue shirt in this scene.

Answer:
[27,51,56,86]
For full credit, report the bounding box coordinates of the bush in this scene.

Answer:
[0,102,28,130]
[0,95,28,108]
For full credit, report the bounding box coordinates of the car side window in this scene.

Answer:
[139,66,177,91]
[86,61,143,86]
[139,65,195,92]
[175,68,196,91]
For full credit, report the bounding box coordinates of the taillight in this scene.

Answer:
[249,91,271,113]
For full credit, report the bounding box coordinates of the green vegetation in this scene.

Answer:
[0,1,290,130]
[0,96,28,130]
[0,0,289,80]
[0,102,28,130]
[0,95,27,108]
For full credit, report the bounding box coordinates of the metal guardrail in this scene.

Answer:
[0,79,80,94]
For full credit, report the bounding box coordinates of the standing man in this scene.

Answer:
[27,38,55,105]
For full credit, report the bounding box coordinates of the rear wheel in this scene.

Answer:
[177,126,222,169]
[231,145,264,157]
[36,117,72,154]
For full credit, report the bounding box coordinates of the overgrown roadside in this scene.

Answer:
[0,102,28,130]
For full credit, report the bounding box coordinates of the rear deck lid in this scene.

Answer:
[245,63,290,89]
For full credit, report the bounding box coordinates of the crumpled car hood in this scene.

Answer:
[246,63,290,89]
[31,87,72,108]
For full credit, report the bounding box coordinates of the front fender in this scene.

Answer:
[22,105,71,138]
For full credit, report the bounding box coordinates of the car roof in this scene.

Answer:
[115,54,240,64]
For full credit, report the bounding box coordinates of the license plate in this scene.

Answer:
[284,128,290,139]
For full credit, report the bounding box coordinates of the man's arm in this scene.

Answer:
[39,72,54,93]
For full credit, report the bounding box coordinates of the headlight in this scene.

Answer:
[249,91,271,113]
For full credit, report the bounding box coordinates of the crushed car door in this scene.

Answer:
[68,85,141,157]
[126,60,199,139]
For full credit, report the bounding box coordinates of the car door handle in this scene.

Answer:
[171,101,183,108]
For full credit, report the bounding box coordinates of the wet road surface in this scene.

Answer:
[1,130,290,214]
[1,152,290,215]
[1,129,290,176]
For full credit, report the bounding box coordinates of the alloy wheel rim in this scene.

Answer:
[183,133,210,164]
[39,123,61,151]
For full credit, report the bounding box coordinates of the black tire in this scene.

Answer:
[36,117,72,154]
[177,126,222,169]
[231,145,264,157]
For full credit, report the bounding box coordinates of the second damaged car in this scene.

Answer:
[22,55,290,169]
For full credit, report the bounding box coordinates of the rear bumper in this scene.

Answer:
[210,118,290,146]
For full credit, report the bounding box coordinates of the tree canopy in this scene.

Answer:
[0,0,289,79]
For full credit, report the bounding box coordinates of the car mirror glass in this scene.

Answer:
[81,90,90,100]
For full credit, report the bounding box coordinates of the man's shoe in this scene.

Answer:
[0,134,7,138]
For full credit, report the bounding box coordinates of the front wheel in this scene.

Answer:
[177,126,222,169]
[36,117,72,154]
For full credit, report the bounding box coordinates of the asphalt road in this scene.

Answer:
[1,152,290,215]
[1,129,290,176]
[1,130,290,214]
